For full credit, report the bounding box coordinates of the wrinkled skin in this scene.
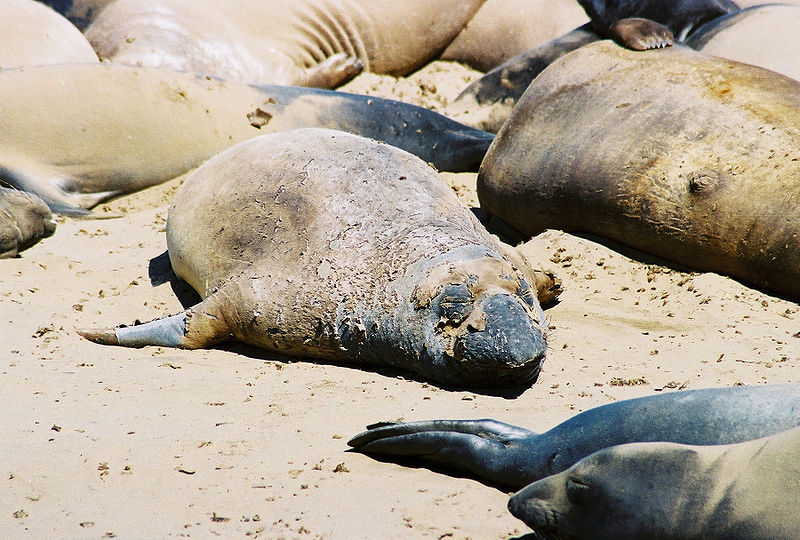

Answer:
[478,41,800,298]
[80,129,553,389]
[510,425,800,539]
[86,0,486,87]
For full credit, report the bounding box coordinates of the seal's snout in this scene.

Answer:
[453,293,546,383]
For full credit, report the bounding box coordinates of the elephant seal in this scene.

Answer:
[1,0,98,68]
[509,424,800,538]
[79,128,554,389]
[686,4,800,82]
[85,0,486,87]
[348,383,800,489]
[0,188,56,258]
[578,0,739,50]
[477,40,800,298]
[438,0,588,71]
[0,63,493,213]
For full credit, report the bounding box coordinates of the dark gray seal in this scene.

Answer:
[349,383,800,489]
[0,63,494,213]
[0,188,56,258]
[79,128,553,389]
[509,423,800,538]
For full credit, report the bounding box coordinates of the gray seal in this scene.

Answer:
[348,383,800,489]
[509,423,800,538]
[79,128,554,389]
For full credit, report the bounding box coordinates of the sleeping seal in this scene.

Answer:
[0,188,56,258]
[478,40,800,298]
[0,63,493,213]
[79,128,553,389]
[509,424,800,538]
[85,0,486,87]
[686,4,800,82]
[348,383,800,489]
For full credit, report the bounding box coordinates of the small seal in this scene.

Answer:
[79,128,555,389]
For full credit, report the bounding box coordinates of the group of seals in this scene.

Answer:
[84,0,486,87]
[351,384,800,537]
[477,40,800,298]
[79,128,557,388]
[0,63,493,213]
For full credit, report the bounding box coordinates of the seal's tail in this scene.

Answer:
[78,292,234,349]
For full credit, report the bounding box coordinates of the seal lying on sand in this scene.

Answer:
[448,0,740,131]
[510,423,800,538]
[478,41,800,298]
[0,63,493,213]
[86,0,485,87]
[0,188,56,258]
[686,4,800,82]
[1,0,98,68]
[79,129,555,388]
[349,383,800,489]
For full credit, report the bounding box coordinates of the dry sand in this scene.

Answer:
[2,61,799,539]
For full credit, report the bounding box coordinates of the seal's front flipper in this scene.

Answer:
[609,18,674,50]
[304,53,364,89]
[348,419,535,487]
[78,291,234,349]
[0,160,114,214]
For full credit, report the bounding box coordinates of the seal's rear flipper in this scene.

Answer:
[609,17,674,50]
[78,291,234,349]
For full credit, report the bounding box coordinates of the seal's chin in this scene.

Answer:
[450,293,547,387]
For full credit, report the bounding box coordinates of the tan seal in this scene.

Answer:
[79,128,555,388]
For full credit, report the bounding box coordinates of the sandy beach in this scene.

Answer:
[2,60,799,539]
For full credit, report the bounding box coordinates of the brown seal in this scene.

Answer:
[478,40,800,298]
[85,0,486,87]
[509,424,800,538]
[0,188,56,258]
[79,128,556,389]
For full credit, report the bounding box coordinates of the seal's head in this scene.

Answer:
[407,247,549,388]
[508,442,704,539]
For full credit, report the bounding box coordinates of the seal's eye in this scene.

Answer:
[566,476,593,505]
[438,283,473,324]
